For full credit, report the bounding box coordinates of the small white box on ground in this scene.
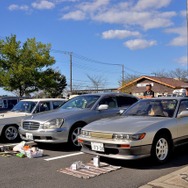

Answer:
[93,156,100,167]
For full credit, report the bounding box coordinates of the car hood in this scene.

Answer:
[83,116,170,134]
[0,111,31,119]
[23,108,89,122]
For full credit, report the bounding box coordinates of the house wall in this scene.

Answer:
[122,78,174,97]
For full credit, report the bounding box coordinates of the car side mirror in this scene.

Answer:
[177,111,188,118]
[97,104,108,111]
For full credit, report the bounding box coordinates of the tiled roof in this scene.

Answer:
[118,75,187,90]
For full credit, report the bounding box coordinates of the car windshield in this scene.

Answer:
[125,99,177,118]
[11,101,37,113]
[61,95,100,109]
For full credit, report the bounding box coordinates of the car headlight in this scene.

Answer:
[113,133,145,141]
[42,118,64,129]
[81,130,91,137]
[131,133,146,140]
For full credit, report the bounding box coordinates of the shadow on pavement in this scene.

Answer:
[100,144,188,170]
[35,143,81,152]
[0,137,22,144]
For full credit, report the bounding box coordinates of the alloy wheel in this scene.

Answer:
[155,138,169,161]
[71,127,82,147]
[4,126,18,141]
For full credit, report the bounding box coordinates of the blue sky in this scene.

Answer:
[0,0,187,95]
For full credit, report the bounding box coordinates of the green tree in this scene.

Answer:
[39,68,67,98]
[0,35,67,96]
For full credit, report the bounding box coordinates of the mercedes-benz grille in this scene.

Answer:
[23,121,40,130]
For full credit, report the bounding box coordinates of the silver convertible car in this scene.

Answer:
[78,97,188,163]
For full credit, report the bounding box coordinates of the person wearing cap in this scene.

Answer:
[143,84,155,98]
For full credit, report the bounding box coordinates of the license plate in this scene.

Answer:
[91,142,104,152]
[26,133,33,140]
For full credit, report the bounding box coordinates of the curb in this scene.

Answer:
[139,166,188,188]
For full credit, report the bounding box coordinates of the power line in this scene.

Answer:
[67,78,117,85]
[73,52,122,66]
[73,61,121,74]
[51,49,148,75]
[51,50,149,91]
[72,52,147,75]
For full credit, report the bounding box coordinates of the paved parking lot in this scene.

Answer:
[0,140,188,188]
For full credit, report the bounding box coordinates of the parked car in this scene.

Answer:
[19,93,138,147]
[0,97,23,113]
[78,97,188,163]
[0,98,66,142]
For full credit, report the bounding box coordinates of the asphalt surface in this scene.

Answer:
[0,140,188,188]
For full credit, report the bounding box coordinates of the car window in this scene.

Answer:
[99,97,117,109]
[3,100,8,108]
[177,100,188,114]
[116,96,138,107]
[11,101,37,113]
[125,99,177,118]
[61,95,100,109]
[35,102,51,113]
[7,99,18,109]
[0,100,4,108]
[52,101,65,109]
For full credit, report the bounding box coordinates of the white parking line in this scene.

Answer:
[44,152,84,161]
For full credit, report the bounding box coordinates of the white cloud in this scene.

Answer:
[52,0,79,2]
[165,26,187,46]
[61,1,176,30]
[102,30,140,39]
[78,0,109,12]
[134,0,171,11]
[124,39,157,50]
[177,56,188,66]
[116,2,131,10]
[62,10,85,20]
[93,10,176,30]
[32,0,55,10]
[180,10,186,17]
[169,36,186,46]
[8,4,29,11]
[62,0,109,20]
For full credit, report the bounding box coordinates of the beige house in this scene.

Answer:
[118,76,187,97]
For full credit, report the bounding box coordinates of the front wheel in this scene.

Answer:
[151,135,172,164]
[2,125,19,142]
[68,126,83,148]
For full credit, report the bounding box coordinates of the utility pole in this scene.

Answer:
[70,52,73,94]
[61,51,73,94]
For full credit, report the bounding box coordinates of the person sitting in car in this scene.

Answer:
[148,103,168,117]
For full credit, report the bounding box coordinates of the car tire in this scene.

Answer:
[68,124,84,148]
[2,125,20,142]
[151,134,172,164]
